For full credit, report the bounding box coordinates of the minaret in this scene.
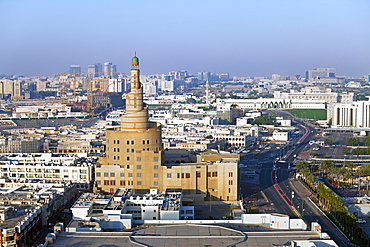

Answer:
[120,53,149,130]
[95,54,163,195]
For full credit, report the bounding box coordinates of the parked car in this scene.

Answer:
[356,219,366,224]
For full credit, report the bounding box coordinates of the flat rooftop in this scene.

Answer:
[0,205,36,229]
[52,225,325,247]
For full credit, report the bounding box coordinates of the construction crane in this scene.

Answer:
[57,72,123,114]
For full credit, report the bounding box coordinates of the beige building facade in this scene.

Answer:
[94,55,239,201]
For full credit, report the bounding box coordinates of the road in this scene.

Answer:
[272,110,352,247]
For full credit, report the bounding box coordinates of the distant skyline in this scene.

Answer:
[1,0,369,77]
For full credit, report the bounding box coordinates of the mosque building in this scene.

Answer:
[94,54,239,202]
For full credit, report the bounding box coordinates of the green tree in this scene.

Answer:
[362,136,370,146]
[323,138,333,146]
[186,98,196,104]
[319,160,335,175]
[296,160,310,171]
[307,174,317,184]
[248,115,276,125]
[346,137,359,146]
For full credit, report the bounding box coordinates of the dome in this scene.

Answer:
[132,56,139,63]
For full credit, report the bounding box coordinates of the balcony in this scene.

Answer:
[3,240,16,246]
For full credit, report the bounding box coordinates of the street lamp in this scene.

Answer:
[209,188,217,218]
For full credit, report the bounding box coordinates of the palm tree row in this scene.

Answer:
[297,159,370,188]
[296,159,370,245]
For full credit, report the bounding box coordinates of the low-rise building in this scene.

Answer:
[0,183,77,247]
[70,188,194,230]
[0,153,95,191]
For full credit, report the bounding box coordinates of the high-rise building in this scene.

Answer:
[305,68,336,82]
[104,62,117,77]
[70,65,81,74]
[198,71,210,82]
[95,55,239,202]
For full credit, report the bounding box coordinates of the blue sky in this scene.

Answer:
[1,0,369,77]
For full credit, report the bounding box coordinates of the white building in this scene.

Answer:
[331,100,370,128]
[217,98,326,110]
[272,130,290,141]
[0,153,95,190]
[70,188,194,230]
[274,87,353,104]
[305,68,336,81]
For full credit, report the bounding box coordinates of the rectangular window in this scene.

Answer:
[128,173,133,177]
[177,173,180,179]
[117,140,120,144]
[114,140,116,144]
[147,140,150,144]
[207,172,211,177]
[212,172,218,177]
[110,172,115,177]
[127,157,130,161]
[228,188,231,193]
[127,165,130,169]
[154,173,158,178]
[154,165,158,170]
[96,172,101,177]
[137,165,142,169]
[120,180,125,186]
[167,173,172,178]
[181,173,184,179]
[120,173,125,177]
[114,148,116,152]
[154,181,158,186]
[131,140,134,144]
[104,180,109,185]
[154,157,159,162]
[137,181,142,185]
[131,149,134,153]
[196,171,201,178]
[127,140,130,145]
[110,180,116,185]
[137,173,141,177]
[186,173,190,178]
[228,172,233,177]
[137,157,141,162]
[127,149,130,153]
[142,140,145,144]
[228,180,233,185]
[104,172,109,177]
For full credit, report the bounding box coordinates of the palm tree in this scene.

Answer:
[344,161,356,186]
[296,160,310,171]
[319,160,335,176]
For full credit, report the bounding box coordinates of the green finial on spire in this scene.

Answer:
[132,52,139,64]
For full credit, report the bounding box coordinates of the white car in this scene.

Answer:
[356,219,366,224]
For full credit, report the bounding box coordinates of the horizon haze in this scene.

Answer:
[1,0,369,77]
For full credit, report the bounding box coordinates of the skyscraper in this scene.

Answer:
[70,65,81,74]
[104,62,117,77]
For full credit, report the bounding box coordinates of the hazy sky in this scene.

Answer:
[1,0,369,77]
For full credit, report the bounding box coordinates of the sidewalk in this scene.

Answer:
[291,179,312,199]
